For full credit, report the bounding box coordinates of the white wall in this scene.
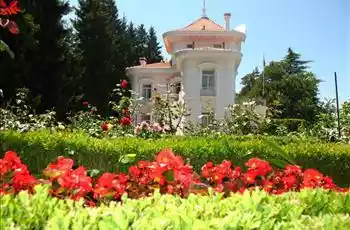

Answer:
[181,57,237,121]
[182,59,201,121]
[215,60,236,119]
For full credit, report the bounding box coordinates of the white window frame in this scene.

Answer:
[142,84,152,100]
[202,70,215,90]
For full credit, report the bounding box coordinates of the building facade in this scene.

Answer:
[126,7,246,124]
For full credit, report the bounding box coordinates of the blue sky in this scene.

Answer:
[69,0,349,103]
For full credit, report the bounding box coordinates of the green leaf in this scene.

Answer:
[262,138,296,165]
[163,170,174,182]
[0,40,15,58]
[88,169,101,177]
[119,154,136,164]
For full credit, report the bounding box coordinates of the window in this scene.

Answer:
[142,84,152,99]
[200,113,212,126]
[213,44,222,48]
[187,44,193,48]
[202,70,215,90]
[141,114,151,123]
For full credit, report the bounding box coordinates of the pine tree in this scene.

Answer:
[146,26,163,64]
[135,24,148,61]
[125,22,139,66]
[74,0,128,114]
[283,48,312,74]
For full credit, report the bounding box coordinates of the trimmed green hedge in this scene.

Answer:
[1,130,350,186]
[1,186,350,229]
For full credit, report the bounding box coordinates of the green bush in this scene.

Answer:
[1,185,350,230]
[1,130,350,186]
[266,118,306,135]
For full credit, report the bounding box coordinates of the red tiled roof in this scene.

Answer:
[177,17,225,32]
[130,62,171,69]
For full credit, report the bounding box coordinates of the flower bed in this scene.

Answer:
[1,130,350,187]
[1,149,348,207]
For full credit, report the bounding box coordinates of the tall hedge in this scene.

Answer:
[0,130,349,186]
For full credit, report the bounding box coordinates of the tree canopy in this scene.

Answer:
[237,48,320,123]
[0,0,163,118]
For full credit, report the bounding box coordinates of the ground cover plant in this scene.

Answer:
[1,186,349,230]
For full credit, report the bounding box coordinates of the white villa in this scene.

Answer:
[126,2,247,124]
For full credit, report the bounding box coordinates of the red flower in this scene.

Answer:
[323,176,336,189]
[120,116,132,126]
[123,108,129,114]
[228,166,241,180]
[13,170,36,192]
[93,173,127,200]
[302,169,323,188]
[0,0,20,16]
[121,80,128,89]
[82,101,89,107]
[101,122,109,131]
[262,180,274,193]
[245,158,272,177]
[201,162,214,178]
[155,149,184,168]
[282,175,297,190]
[4,151,21,167]
[43,157,74,179]
[284,165,302,176]
[243,170,257,185]
[129,166,140,178]
[138,160,151,169]
[0,159,11,176]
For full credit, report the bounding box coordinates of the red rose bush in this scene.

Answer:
[0,149,348,207]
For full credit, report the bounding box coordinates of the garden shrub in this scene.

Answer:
[1,186,349,230]
[266,118,306,135]
[0,130,350,186]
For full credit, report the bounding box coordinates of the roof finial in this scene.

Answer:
[202,0,207,18]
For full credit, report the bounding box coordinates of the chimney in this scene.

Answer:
[139,57,147,66]
[224,13,231,31]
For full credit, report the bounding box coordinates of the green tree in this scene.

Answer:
[238,48,320,123]
[146,26,163,64]
[73,0,128,114]
[283,48,311,75]
[125,22,138,66]
[135,24,148,61]
[0,1,71,118]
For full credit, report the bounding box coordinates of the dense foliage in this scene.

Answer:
[1,130,350,186]
[0,0,163,118]
[237,49,320,124]
[1,186,349,230]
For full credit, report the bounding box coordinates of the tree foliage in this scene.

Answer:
[0,0,164,118]
[238,48,320,123]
